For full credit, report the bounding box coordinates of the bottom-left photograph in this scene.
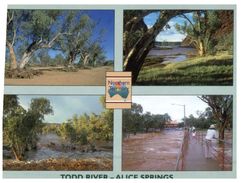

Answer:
[3,95,113,171]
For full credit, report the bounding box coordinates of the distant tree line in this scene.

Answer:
[123,96,232,142]
[183,108,217,129]
[6,10,111,70]
[123,103,171,137]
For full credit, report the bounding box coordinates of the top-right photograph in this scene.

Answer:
[123,9,234,86]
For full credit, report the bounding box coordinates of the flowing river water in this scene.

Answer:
[122,129,232,171]
[122,129,183,171]
[148,47,197,63]
[25,133,112,161]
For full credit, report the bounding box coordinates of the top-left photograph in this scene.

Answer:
[5,9,114,86]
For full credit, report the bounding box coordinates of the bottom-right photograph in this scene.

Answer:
[122,95,233,171]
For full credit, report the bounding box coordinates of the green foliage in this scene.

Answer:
[3,95,53,160]
[3,95,19,117]
[216,32,233,54]
[123,10,150,57]
[58,122,76,142]
[137,53,233,85]
[198,95,232,140]
[29,97,53,117]
[123,103,143,135]
[175,11,223,56]
[6,10,107,69]
[3,106,27,160]
[185,108,216,129]
[41,123,59,134]
[57,98,113,146]
[30,10,57,38]
[199,96,232,127]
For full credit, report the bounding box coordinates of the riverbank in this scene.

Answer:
[136,53,233,85]
[3,133,113,170]
[3,157,112,171]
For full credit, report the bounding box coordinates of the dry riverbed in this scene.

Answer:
[5,66,112,85]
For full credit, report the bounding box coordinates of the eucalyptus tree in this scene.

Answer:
[175,11,221,56]
[123,102,143,135]
[58,12,94,66]
[6,10,72,70]
[57,12,106,67]
[198,95,232,140]
[123,10,191,83]
[3,96,53,160]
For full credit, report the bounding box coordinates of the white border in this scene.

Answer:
[0,0,240,183]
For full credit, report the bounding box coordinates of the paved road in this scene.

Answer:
[183,135,221,171]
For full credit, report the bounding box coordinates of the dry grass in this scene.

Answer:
[3,157,112,171]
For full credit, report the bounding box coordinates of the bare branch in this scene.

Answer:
[180,14,195,29]
[11,29,17,46]
[7,11,14,25]
[41,32,71,48]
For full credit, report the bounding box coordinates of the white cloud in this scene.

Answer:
[133,96,209,122]
[18,96,104,123]
[156,33,186,42]
[155,21,186,42]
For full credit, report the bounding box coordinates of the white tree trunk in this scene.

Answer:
[19,52,33,69]
[83,54,90,65]
[6,42,18,69]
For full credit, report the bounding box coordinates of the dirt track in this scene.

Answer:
[5,66,112,86]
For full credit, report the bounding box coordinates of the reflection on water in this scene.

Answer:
[163,55,187,62]
[148,47,197,63]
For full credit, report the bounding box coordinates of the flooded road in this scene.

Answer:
[195,131,232,170]
[122,130,183,171]
[148,47,197,63]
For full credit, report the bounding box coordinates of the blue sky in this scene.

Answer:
[144,12,193,42]
[18,95,104,123]
[86,10,114,60]
[16,10,114,61]
[133,96,209,122]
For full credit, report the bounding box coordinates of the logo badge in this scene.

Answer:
[106,72,132,109]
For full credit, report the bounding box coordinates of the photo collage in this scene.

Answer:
[2,5,236,178]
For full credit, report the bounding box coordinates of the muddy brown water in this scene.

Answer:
[122,129,183,171]
[195,131,232,170]
[25,133,112,161]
